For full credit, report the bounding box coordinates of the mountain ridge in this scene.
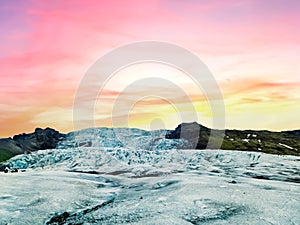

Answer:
[0,128,65,162]
[166,122,300,156]
[0,123,299,163]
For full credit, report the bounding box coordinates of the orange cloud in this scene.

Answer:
[1,0,300,136]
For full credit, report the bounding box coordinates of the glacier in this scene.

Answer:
[0,128,300,224]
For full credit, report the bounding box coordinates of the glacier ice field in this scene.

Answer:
[0,128,299,224]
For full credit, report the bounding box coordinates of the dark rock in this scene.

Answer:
[0,138,23,154]
[13,127,65,152]
[166,122,211,149]
[4,167,9,173]
[0,128,65,162]
[46,211,70,224]
[166,122,300,156]
[78,141,92,147]
[11,168,18,173]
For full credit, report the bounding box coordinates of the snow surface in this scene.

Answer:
[1,128,300,224]
[279,143,296,150]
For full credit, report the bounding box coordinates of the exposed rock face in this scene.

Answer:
[0,128,65,162]
[166,122,211,149]
[166,122,300,156]
[13,128,65,153]
[0,138,23,155]
[0,138,23,162]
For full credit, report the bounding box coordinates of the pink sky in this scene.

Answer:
[1,0,300,137]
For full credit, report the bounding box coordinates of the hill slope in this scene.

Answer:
[166,122,300,156]
[0,128,65,162]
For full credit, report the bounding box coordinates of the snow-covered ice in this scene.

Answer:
[279,143,296,150]
[0,128,299,224]
[242,139,250,143]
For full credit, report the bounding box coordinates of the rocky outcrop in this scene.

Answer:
[0,138,23,162]
[165,122,211,149]
[0,128,65,162]
[13,128,65,153]
[166,122,300,156]
[0,138,23,154]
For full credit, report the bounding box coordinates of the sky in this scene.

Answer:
[0,0,300,137]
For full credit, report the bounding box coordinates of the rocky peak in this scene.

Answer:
[0,128,65,162]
